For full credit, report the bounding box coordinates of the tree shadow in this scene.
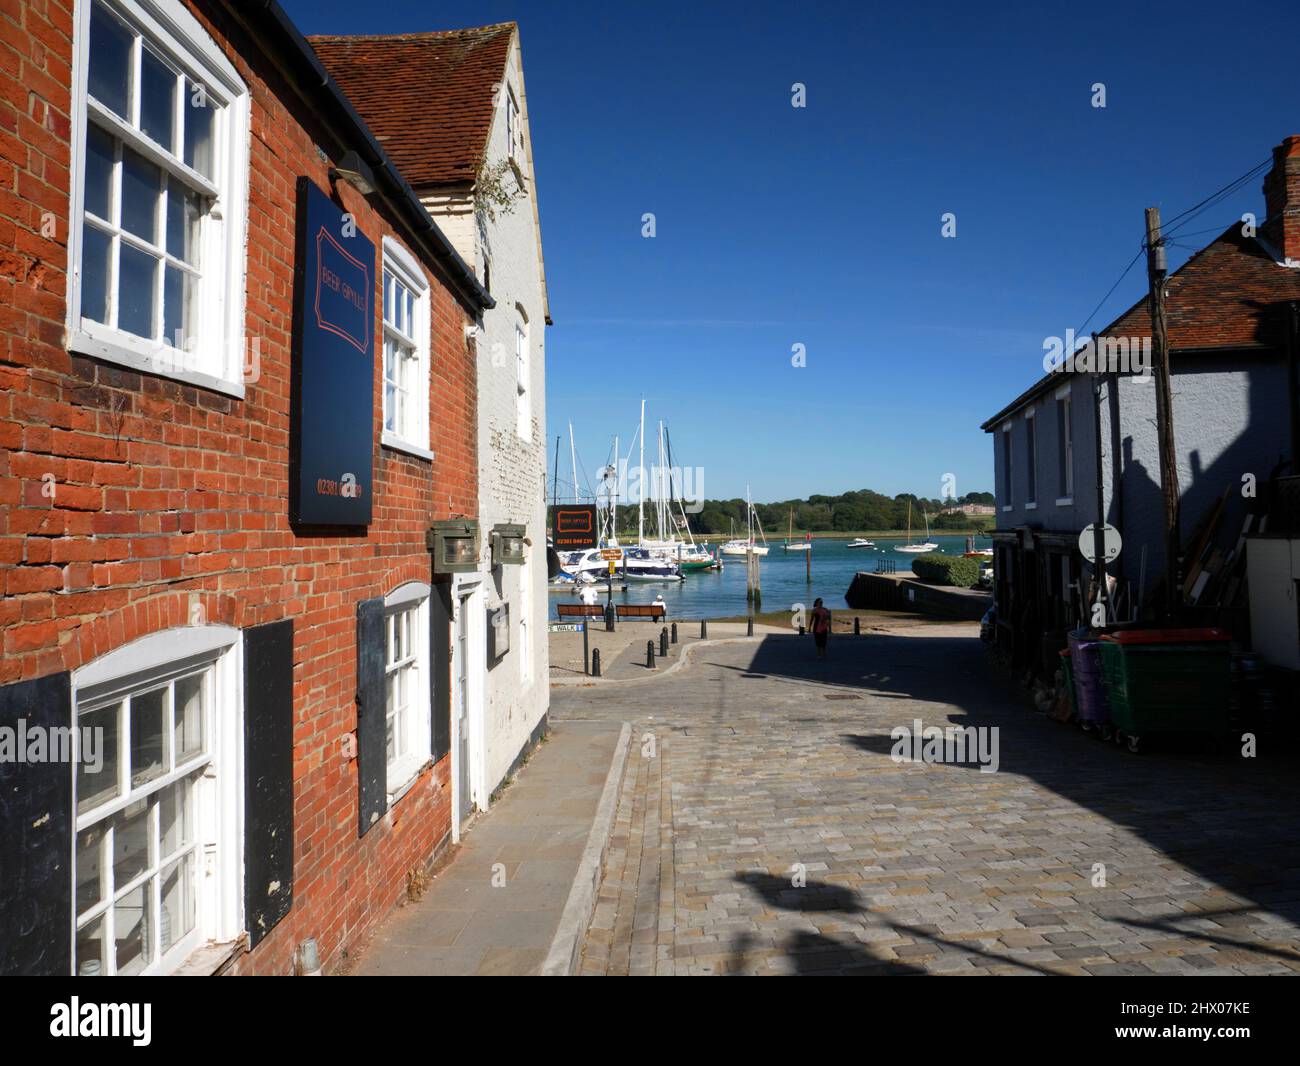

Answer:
[731,871,1062,975]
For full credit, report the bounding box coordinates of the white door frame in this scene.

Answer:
[449,575,487,843]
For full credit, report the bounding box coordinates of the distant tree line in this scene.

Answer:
[611,489,995,536]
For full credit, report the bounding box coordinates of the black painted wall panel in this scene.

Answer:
[243,619,295,949]
[0,672,73,976]
[431,580,452,762]
[356,597,386,835]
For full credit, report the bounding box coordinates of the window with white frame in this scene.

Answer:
[505,87,520,161]
[381,239,432,458]
[72,628,241,976]
[1056,389,1073,502]
[384,584,432,797]
[515,313,529,439]
[1000,423,1013,510]
[71,0,249,395]
[1024,410,1037,507]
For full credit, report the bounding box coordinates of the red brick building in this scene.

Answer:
[0,0,494,976]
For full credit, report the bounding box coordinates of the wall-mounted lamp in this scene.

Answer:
[330,150,377,196]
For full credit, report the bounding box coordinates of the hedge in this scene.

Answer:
[910,553,980,588]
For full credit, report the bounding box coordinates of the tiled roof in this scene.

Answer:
[308,24,515,188]
[981,227,1300,429]
[1105,225,1300,351]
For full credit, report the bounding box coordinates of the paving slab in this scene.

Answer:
[553,626,1300,976]
[346,718,627,976]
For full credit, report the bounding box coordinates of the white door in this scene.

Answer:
[455,591,472,826]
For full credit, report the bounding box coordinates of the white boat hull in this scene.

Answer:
[896,543,938,554]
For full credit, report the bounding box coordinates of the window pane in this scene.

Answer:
[80,224,112,327]
[114,882,149,975]
[111,799,150,886]
[139,47,176,152]
[84,125,114,220]
[76,914,107,977]
[164,264,195,350]
[117,243,158,339]
[166,178,200,263]
[129,686,166,786]
[88,2,132,120]
[121,147,160,244]
[159,779,192,858]
[76,823,105,915]
[173,673,204,763]
[160,854,194,954]
[77,702,119,812]
[183,81,214,178]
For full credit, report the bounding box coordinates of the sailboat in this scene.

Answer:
[720,490,770,556]
[636,414,712,570]
[782,508,810,552]
[894,500,938,554]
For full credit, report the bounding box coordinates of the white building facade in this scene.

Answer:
[311,23,551,812]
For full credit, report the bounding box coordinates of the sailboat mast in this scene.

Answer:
[638,398,645,545]
[568,422,578,502]
[612,434,619,543]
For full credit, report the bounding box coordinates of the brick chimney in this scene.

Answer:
[1262,135,1300,264]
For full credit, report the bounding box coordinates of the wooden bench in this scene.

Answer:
[556,602,605,619]
[615,603,666,621]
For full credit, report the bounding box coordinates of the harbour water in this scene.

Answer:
[550,535,985,620]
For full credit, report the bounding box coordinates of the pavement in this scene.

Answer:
[344,718,627,976]
[548,618,787,682]
[551,624,1300,976]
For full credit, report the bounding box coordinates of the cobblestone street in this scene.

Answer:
[552,627,1300,975]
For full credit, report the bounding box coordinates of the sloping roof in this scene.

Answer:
[980,226,1300,430]
[308,24,516,188]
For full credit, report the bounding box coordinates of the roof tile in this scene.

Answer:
[308,24,515,188]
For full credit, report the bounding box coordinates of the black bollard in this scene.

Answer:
[747,616,754,637]
[854,616,861,636]
[660,627,669,658]
[700,619,708,639]
[671,622,678,644]
[646,640,656,669]
[592,648,601,677]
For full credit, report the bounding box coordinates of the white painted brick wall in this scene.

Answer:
[426,32,550,794]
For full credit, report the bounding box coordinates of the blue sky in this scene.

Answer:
[283,0,1300,503]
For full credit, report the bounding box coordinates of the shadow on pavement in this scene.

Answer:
[730,631,1300,958]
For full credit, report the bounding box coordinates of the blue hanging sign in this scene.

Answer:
[291,178,374,525]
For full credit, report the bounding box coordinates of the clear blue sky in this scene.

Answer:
[282,0,1300,503]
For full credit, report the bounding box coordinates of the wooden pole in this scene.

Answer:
[1144,207,1181,618]
[1091,332,1107,626]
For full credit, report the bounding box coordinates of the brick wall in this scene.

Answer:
[0,0,478,974]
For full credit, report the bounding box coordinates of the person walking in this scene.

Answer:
[809,598,831,659]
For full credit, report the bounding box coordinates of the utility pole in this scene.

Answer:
[1091,332,1108,627]
[1145,207,1180,619]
